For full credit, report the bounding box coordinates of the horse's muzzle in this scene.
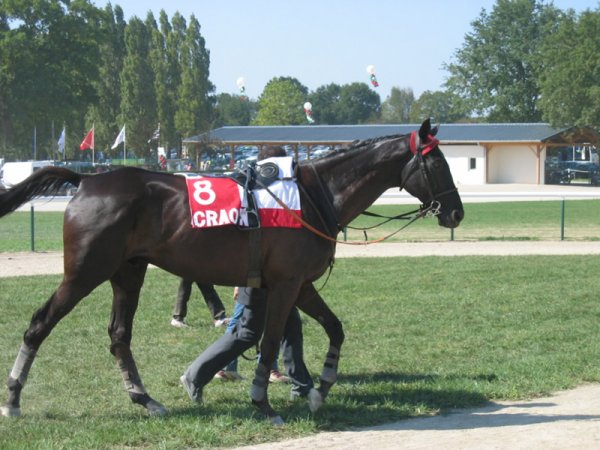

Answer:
[438,207,464,228]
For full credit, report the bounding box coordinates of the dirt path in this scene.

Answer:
[3,242,600,449]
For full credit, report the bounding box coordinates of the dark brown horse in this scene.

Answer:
[0,119,463,423]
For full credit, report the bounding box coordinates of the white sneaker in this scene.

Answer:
[171,318,188,328]
[213,317,230,328]
[213,370,244,381]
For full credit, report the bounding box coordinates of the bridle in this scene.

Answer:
[398,131,458,215]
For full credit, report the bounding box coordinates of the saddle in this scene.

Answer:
[230,161,284,229]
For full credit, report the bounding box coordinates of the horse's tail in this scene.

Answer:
[0,166,83,218]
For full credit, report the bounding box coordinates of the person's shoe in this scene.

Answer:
[214,370,244,381]
[213,317,230,328]
[171,318,188,328]
[289,390,309,401]
[269,370,289,383]
[180,375,202,403]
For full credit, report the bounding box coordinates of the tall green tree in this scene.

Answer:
[174,14,214,150]
[118,16,156,157]
[84,4,126,157]
[254,77,308,125]
[214,93,255,127]
[336,82,380,124]
[380,87,414,123]
[538,9,600,128]
[1,0,102,158]
[444,0,564,122]
[409,90,467,123]
[308,83,341,124]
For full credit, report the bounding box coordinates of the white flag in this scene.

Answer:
[111,125,126,149]
[57,127,65,154]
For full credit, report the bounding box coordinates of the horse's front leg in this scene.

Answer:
[108,262,166,416]
[250,282,300,425]
[296,282,344,412]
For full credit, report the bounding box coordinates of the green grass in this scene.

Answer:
[1,256,600,448]
[1,200,599,252]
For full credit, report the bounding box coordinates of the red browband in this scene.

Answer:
[409,131,439,155]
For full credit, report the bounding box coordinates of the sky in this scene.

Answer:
[95,0,599,101]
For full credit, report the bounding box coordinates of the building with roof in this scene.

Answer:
[183,123,600,185]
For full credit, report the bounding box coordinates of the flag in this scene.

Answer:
[57,127,65,154]
[80,127,94,150]
[112,125,125,149]
[148,123,160,143]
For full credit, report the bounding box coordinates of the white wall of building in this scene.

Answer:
[442,144,486,185]
[488,144,538,183]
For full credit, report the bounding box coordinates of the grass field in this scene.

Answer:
[1,199,599,252]
[1,256,600,449]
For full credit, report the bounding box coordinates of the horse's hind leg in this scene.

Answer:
[295,283,344,413]
[108,260,166,416]
[1,280,96,417]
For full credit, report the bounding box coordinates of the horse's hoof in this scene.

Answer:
[0,405,21,417]
[146,400,168,417]
[269,415,284,426]
[308,388,323,413]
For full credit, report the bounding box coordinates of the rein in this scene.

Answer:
[249,130,453,246]
[253,175,440,246]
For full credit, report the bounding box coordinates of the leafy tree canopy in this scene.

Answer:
[538,9,600,128]
[444,0,564,122]
[254,77,308,125]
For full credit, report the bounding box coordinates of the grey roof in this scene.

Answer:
[183,123,600,146]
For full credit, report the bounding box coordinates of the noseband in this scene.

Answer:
[399,132,457,215]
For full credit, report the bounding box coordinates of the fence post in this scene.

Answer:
[560,197,565,241]
[30,204,35,251]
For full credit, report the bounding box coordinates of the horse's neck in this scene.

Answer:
[317,141,409,228]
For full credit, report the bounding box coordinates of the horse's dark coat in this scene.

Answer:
[0,119,463,421]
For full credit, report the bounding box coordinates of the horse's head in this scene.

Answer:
[400,119,464,228]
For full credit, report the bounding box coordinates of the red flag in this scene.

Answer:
[80,127,94,150]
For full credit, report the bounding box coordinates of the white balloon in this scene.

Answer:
[304,102,312,110]
[236,77,245,88]
[366,64,375,75]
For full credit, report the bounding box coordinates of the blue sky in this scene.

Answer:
[99,0,599,101]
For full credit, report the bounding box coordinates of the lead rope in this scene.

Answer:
[253,176,438,245]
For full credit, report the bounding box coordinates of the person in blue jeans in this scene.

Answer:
[181,285,314,401]
[214,287,289,383]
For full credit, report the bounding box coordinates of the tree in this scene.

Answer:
[538,9,600,128]
[254,77,308,125]
[309,83,341,124]
[84,4,126,157]
[336,82,380,124]
[380,87,414,123]
[174,15,214,144]
[214,93,256,127]
[409,90,467,124]
[0,0,102,158]
[118,17,157,156]
[444,0,564,122]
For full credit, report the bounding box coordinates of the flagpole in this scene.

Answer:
[92,123,95,165]
[123,125,126,166]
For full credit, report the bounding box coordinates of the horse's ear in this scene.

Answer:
[430,123,440,137]
[419,118,432,140]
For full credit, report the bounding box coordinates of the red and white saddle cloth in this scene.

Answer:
[185,156,302,229]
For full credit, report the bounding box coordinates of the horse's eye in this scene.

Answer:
[432,160,442,169]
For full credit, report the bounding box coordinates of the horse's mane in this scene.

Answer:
[299,133,407,167]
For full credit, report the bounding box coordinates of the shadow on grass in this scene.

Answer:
[165,370,494,430]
